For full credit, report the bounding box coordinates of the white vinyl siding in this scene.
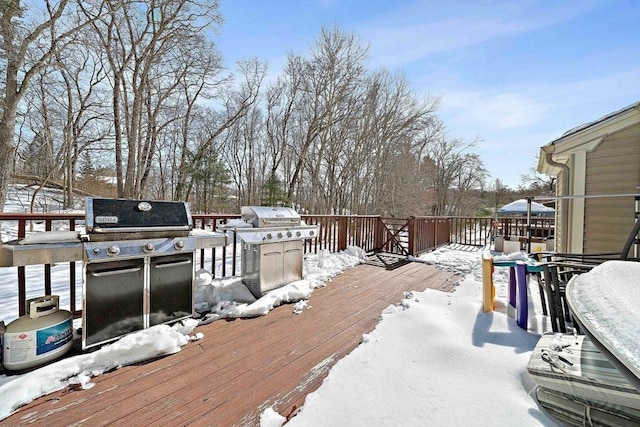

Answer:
[583,125,640,253]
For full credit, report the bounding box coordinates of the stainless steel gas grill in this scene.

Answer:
[81,197,226,349]
[233,206,318,298]
[0,197,227,350]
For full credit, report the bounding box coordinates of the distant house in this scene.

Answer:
[537,101,640,254]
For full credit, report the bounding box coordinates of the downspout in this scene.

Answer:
[545,150,570,251]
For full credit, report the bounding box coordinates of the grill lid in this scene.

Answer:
[241,206,301,228]
[86,197,192,235]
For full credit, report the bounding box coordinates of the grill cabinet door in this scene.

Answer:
[149,253,194,326]
[84,259,145,348]
[283,240,303,284]
[258,242,284,295]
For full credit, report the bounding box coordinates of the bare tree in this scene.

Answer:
[0,0,90,210]
[424,136,487,215]
[520,159,556,193]
[181,58,266,203]
[488,178,509,211]
[80,0,225,199]
[284,27,368,207]
[221,102,265,208]
[261,27,442,216]
[52,29,112,207]
[264,57,303,205]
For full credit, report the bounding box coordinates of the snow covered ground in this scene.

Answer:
[282,247,556,427]
[0,243,557,425]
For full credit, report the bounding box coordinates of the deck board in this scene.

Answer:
[2,261,459,427]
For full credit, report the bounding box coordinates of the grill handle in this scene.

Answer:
[153,259,192,269]
[90,266,142,277]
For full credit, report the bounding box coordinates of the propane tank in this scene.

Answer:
[2,295,73,371]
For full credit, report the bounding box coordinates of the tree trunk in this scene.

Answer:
[0,120,17,211]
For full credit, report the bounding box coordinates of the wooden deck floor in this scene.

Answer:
[3,261,459,427]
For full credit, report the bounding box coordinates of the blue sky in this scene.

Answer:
[215,0,640,188]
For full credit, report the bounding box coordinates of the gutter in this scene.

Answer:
[544,149,570,251]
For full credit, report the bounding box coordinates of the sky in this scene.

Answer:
[215,0,640,188]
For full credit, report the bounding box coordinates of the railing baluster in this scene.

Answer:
[44,219,52,295]
[17,218,26,316]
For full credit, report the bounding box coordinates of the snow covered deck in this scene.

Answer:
[2,261,459,427]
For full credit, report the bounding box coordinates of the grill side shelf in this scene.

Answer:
[0,242,83,267]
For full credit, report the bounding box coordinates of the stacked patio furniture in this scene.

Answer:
[527,221,640,426]
[534,218,640,333]
[528,333,640,426]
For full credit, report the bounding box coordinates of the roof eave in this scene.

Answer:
[538,101,640,174]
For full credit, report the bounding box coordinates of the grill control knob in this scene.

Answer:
[277,232,283,239]
[287,231,292,238]
[92,247,101,255]
[296,231,301,237]
[107,245,120,256]
[266,233,272,240]
[175,240,184,250]
[143,242,155,253]
[309,230,315,236]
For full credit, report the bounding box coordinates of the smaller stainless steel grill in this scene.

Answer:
[242,206,301,228]
[233,206,318,298]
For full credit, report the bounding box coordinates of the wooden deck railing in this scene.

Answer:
[0,213,84,318]
[449,217,495,246]
[448,217,554,246]
[1,212,552,321]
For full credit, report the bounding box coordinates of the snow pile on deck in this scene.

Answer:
[196,247,366,322]
[279,246,555,427]
[0,319,199,421]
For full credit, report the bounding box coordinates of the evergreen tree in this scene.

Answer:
[262,173,289,207]
[79,151,95,177]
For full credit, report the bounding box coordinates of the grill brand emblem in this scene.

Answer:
[138,201,152,212]
[95,216,118,224]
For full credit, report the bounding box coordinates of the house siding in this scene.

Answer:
[583,124,640,253]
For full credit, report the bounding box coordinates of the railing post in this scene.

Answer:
[337,216,348,251]
[443,218,451,245]
[69,219,77,315]
[374,217,384,251]
[450,217,457,244]
[407,216,415,256]
[44,219,52,295]
[433,218,439,248]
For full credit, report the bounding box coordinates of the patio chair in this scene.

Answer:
[535,219,640,332]
[541,261,595,332]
